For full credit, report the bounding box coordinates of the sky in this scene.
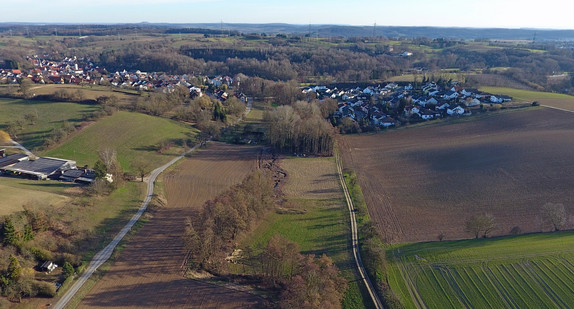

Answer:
[2,0,574,30]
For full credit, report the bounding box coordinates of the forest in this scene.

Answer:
[3,27,574,93]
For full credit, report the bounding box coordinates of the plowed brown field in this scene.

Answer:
[77,143,265,308]
[341,108,574,243]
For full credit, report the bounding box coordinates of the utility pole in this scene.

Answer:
[373,22,376,37]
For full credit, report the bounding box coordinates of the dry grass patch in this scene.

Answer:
[0,183,69,216]
[281,157,341,200]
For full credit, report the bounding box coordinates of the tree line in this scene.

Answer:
[184,170,348,308]
[264,100,338,156]
[185,170,276,273]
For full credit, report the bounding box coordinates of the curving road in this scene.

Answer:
[54,100,253,309]
[54,144,201,309]
[335,152,385,309]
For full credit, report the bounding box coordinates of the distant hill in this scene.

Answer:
[1,22,574,41]
[171,23,574,41]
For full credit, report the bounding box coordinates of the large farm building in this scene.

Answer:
[0,153,94,183]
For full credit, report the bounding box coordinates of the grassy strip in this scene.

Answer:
[241,198,371,309]
[238,156,374,309]
[342,170,403,308]
[342,170,370,224]
[479,86,574,102]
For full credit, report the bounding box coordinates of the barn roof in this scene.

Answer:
[3,157,75,178]
[0,153,28,168]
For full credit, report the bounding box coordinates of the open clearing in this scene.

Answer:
[76,143,266,309]
[388,231,574,309]
[340,108,574,243]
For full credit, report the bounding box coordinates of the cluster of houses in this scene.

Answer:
[0,55,235,97]
[0,151,95,183]
[305,82,512,127]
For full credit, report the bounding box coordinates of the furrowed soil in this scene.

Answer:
[77,142,265,308]
[340,108,574,243]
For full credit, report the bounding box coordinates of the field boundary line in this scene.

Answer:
[335,151,385,309]
[542,105,574,113]
[53,143,202,309]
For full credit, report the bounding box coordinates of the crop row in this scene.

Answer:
[395,255,574,308]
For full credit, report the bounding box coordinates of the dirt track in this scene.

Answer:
[77,143,265,308]
[341,108,574,243]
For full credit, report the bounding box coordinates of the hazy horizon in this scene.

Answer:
[2,0,573,30]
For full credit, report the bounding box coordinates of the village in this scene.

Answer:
[1,55,513,133]
[0,55,234,99]
[305,81,513,129]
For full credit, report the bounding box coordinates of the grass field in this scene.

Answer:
[480,86,574,111]
[28,84,142,107]
[242,156,373,309]
[340,107,574,243]
[0,97,99,149]
[0,177,72,216]
[42,111,196,172]
[388,231,574,309]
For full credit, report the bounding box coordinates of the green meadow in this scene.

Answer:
[0,97,99,149]
[42,111,196,172]
[388,232,574,308]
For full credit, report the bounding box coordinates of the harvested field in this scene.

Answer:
[340,108,574,243]
[280,157,341,200]
[163,143,259,208]
[77,143,265,309]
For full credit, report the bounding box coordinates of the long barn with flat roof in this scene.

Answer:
[1,156,76,180]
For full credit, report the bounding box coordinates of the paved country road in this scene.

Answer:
[54,101,252,309]
[53,144,201,309]
[335,152,385,309]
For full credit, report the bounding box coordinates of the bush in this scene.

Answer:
[62,262,74,279]
[33,280,56,298]
[510,226,522,235]
[27,247,53,262]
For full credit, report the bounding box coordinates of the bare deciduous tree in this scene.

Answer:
[130,158,151,182]
[465,214,496,239]
[541,202,567,232]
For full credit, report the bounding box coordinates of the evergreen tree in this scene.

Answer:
[2,218,18,246]
[7,255,22,281]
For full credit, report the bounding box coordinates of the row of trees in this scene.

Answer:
[264,100,338,156]
[465,202,570,239]
[184,170,348,308]
[185,171,276,273]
